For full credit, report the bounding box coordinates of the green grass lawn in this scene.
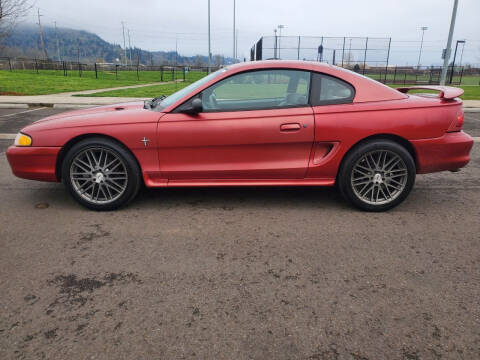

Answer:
[1,69,479,100]
[0,69,207,96]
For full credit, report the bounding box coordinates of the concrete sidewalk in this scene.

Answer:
[0,80,186,108]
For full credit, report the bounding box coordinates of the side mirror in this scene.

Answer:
[182,98,203,114]
[191,98,203,113]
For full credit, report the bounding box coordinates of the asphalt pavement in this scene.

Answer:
[1,108,480,359]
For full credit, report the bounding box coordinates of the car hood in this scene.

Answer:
[34,101,147,124]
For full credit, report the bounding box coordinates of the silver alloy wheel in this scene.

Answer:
[70,147,128,205]
[350,150,408,205]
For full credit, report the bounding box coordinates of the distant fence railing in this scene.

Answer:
[361,65,466,86]
[0,57,216,83]
[0,57,478,86]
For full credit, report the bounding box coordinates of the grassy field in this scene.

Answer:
[1,69,479,99]
[0,70,208,95]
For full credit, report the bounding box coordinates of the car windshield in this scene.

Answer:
[155,68,228,111]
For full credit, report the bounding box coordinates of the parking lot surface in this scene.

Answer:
[1,107,480,359]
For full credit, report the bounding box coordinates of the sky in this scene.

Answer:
[21,0,480,66]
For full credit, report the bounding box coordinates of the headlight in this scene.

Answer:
[14,133,32,147]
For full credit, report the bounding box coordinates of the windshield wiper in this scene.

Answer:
[144,95,167,110]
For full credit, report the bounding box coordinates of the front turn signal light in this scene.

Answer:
[14,133,32,147]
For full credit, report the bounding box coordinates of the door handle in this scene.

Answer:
[280,123,301,131]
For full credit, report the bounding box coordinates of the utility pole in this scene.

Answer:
[121,21,127,66]
[236,29,239,62]
[37,9,47,60]
[417,26,428,69]
[207,0,211,73]
[54,21,61,61]
[127,29,132,65]
[233,0,236,61]
[440,0,459,85]
[175,35,178,66]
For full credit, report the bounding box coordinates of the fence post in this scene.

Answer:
[95,63,98,79]
[35,59,39,74]
[136,63,139,81]
[404,72,407,85]
[161,66,164,82]
[8,58,12,71]
[63,61,67,76]
[393,65,397,83]
[341,37,345,67]
[115,65,118,80]
[183,67,186,82]
[171,67,174,82]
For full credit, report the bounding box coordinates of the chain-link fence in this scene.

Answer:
[251,36,392,69]
[249,36,472,85]
[365,65,465,86]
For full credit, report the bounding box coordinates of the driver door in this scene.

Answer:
[157,69,314,180]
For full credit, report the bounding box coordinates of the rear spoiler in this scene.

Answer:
[396,86,464,100]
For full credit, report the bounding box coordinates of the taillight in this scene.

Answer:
[447,112,464,132]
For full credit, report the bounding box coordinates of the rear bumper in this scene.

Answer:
[6,146,61,182]
[411,131,474,174]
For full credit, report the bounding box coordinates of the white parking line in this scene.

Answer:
[0,107,47,118]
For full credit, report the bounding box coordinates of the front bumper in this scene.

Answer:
[6,146,61,182]
[411,131,474,174]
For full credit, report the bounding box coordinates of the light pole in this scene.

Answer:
[207,0,211,73]
[440,0,459,85]
[417,26,428,69]
[449,39,465,84]
[277,24,285,59]
[274,29,278,59]
[233,0,236,61]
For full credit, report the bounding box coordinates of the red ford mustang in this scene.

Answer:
[6,61,473,211]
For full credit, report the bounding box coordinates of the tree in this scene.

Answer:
[0,0,32,46]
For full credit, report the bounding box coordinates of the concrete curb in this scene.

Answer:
[53,104,95,109]
[0,104,29,109]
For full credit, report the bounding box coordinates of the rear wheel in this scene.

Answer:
[338,140,416,211]
[62,137,141,211]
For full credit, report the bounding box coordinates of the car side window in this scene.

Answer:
[311,73,355,105]
[201,69,311,112]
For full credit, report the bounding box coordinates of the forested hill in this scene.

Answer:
[1,24,230,66]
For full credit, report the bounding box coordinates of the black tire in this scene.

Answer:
[61,137,141,211]
[338,140,416,211]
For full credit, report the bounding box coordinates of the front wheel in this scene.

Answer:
[61,137,141,211]
[338,140,416,211]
